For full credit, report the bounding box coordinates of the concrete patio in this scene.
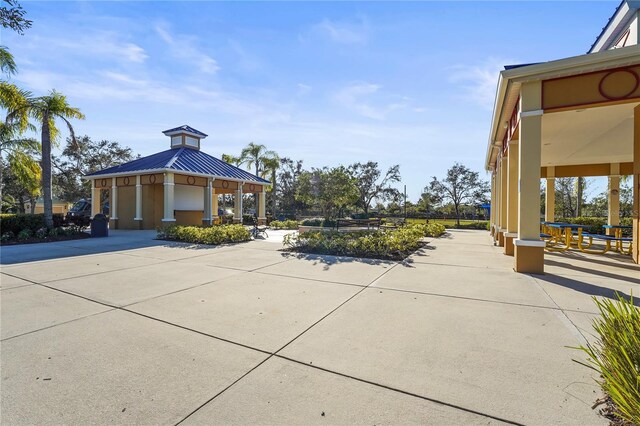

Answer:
[1,229,638,425]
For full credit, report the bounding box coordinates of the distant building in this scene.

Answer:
[26,197,71,215]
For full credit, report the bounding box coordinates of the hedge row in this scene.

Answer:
[0,213,65,235]
[270,219,299,230]
[157,224,251,245]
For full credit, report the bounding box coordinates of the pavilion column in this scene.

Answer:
[607,164,620,235]
[91,180,100,217]
[203,178,212,225]
[545,167,555,222]
[514,81,545,274]
[162,172,176,223]
[258,189,267,225]
[490,171,496,238]
[134,175,143,228]
[110,178,118,229]
[495,157,503,245]
[497,154,508,247]
[234,184,243,224]
[632,105,640,263]
[504,140,519,256]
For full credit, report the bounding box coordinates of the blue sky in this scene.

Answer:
[4,1,618,200]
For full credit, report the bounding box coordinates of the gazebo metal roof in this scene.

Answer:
[85,147,270,184]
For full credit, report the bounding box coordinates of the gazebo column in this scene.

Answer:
[495,158,503,245]
[607,164,620,235]
[91,179,100,217]
[110,178,118,229]
[212,188,219,223]
[632,105,640,263]
[505,140,519,256]
[514,81,545,274]
[258,189,267,225]
[233,184,243,224]
[498,154,508,247]
[203,178,212,226]
[162,172,176,224]
[545,167,555,222]
[134,175,143,228]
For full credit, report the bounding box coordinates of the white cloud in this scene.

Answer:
[297,83,312,95]
[333,82,408,120]
[448,57,514,110]
[155,23,220,74]
[312,17,370,44]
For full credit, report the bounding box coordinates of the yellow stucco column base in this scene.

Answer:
[233,218,241,224]
[258,218,267,226]
[504,233,517,256]
[497,230,505,247]
[109,218,118,230]
[514,240,545,274]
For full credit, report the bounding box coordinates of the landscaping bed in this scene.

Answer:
[1,229,90,245]
[269,219,299,230]
[157,224,251,245]
[282,224,445,261]
[0,213,89,245]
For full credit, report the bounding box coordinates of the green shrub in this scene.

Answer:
[574,295,640,424]
[35,227,48,239]
[300,217,337,228]
[0,213,65,234]
[270,219,299,230]
[1,231,15,242]
[17,228,32,240]
[157,224,251,245]
[408,223,446,238]
[283,227,425,261]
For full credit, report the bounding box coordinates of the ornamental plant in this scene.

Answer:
[157,224,251,245]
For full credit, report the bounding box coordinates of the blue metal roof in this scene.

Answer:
[162,125,208,137]
[86,148,270,184]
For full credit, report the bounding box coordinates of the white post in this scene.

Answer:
[134,175,143,222]
[111,178,118,220]
[162,172,176,222]
[203,178,212,224]
[258,189,266,224]
[234,183,243,223]
[608,164,620,233]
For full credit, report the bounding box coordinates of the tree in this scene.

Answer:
[53,135,138,202]
[234,142,278,212]
[554,177,576,218]
[23,91,84,228]
[261,155,280,216]
[0,0,32,35]
[347,161,401,216]
[296,166,359,219]
[0,120,39,203]
[428,163,489,226]
[277,157,304,217]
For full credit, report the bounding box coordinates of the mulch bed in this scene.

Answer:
[0,233,90,246]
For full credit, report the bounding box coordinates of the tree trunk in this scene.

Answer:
[29,195,36,214]
[271,170,276,217]
[41,115,54,228]
[0,151,4,208]
[454,203,461,227]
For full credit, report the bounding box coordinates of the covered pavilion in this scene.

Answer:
[486,2,640,273]
[84,125,270,230]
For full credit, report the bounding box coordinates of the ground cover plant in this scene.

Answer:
[283,226,427,261]
[299,217,337,228]
[574,295,640,425]
[410,222,446,237]
[0,213,87,245]
[157,224,251,245]
[269,219,299,230]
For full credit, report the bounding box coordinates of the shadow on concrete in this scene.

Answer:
[533,273,639,307]
[544,259,640,286]
[0,231,251,265]
[545,251,640,272]
[279,251,395,270]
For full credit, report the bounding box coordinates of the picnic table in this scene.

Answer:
[541,222,633,255]
[335,218,381,231]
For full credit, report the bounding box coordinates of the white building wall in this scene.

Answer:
[174,184,204,210]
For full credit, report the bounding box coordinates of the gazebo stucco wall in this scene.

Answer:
[486,45,640,273]
[84,126,270,230]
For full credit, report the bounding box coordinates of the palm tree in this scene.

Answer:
[261,155,280,217]
[0,120,39,205]
[25,91,84,228]
[237,142,278,211]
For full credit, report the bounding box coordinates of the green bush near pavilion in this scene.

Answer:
[269,219,299,230]
[157,224,251,245]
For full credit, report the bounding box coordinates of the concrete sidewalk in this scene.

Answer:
[2,229,636,424]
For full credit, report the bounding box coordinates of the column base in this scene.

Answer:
[514,239,545,274]
[161,218,176,223]
[109,218,118,230]
[212,215,219,225]
[497,230,505,247]
[258,217,267,226]
[233,218,242,224]
[134,218,143,230]
[504,232,517,256]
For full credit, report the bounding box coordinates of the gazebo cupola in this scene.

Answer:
[162,125,208,151]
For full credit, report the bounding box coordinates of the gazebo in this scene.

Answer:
[84,125,270,230]
[486,3,640,273]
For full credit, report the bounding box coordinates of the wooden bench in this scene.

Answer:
[335,218,381,231]
[380,218,406,229]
